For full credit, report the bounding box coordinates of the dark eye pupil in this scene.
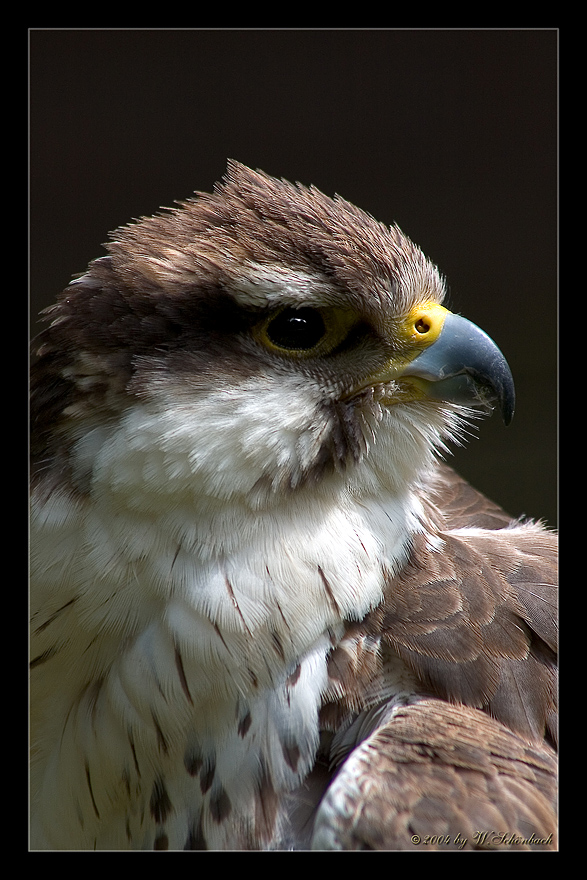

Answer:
[267,307,326,350]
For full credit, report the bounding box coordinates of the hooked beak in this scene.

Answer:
[353,303,515,425]
[401,311,515,425]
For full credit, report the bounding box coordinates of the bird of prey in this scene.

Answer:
[30,162,557,851]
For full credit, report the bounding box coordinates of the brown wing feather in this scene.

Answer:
[314,465,557,849]
[426,463,516,530]
[313,699,557,850]
[373,512,557,746]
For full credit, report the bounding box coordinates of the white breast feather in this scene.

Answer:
[30,380,428,848]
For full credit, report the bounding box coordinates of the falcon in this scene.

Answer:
[30,162,557,851]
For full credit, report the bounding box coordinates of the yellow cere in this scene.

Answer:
[398,302,450,349]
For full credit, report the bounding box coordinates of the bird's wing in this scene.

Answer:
[426,462,517,530]
[373,507,558,745]
[312,698,557,851]
[313,479,557,850]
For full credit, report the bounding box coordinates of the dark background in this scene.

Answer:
[29,29,557,528]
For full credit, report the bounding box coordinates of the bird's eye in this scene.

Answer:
[266,307,327,351]
[254,305,359,358]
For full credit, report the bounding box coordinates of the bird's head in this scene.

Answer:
[31,162,514,508]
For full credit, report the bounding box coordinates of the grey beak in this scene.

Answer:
[403,312,515,425]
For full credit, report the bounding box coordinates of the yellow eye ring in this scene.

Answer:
[254,306,357,358]
[265,307,326,351]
